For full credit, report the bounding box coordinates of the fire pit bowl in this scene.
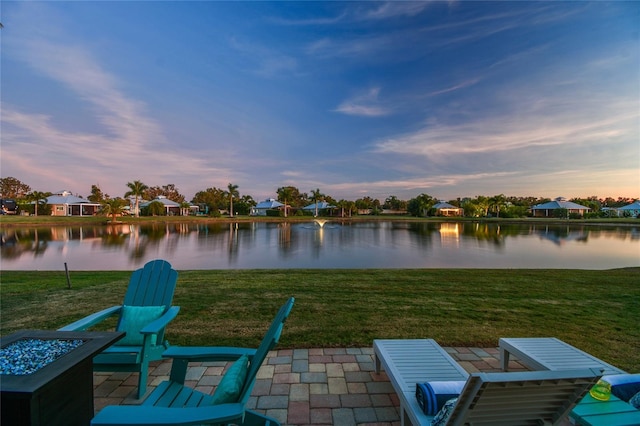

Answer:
[1,330,123,426]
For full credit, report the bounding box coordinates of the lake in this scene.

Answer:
[1,221,639,270]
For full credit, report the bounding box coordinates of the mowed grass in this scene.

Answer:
[1,268,638,372]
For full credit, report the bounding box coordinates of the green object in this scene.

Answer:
[590,379,612,401]
[58,259,180,399]
[210,355,249,405]
[91,297,295,426]
[116,305,165,346]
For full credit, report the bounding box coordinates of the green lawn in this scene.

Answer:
[2,268,638,372]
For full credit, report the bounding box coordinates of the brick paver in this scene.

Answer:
[93,346,531,425]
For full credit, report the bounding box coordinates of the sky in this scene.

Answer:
[1,1,639,203]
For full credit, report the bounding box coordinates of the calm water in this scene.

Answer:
[1,221,639,270]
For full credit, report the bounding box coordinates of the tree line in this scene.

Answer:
[0,176,637,218]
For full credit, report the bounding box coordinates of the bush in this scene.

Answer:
[553,208,568,219]
[142,201,165,216]
[18,202,51,216]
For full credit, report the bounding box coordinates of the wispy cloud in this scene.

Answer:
[271,2,433,27]
[1,3,231,196]
[359,2,433,20]
[373,107,637,158]
[306,3,580,62]
[428,78,481,96]
[306,32,403,60]
[334,87,391,117]
[268,12,347,26]
[323,171,516,199]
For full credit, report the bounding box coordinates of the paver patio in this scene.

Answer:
[93,346,534,425]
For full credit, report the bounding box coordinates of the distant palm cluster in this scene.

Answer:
[0,176,637,219]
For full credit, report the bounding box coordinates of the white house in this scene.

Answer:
[140,196,182,215]
[251,199,284,216]
[531,197,590,217]
[433,201,464,217]
[617,201,640,217]
[46,190,101,216]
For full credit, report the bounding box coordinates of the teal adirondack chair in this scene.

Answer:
[59,259,180,399]
[91,297,295,426]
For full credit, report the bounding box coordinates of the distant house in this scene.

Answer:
[433,201,463,217]
[617,201,640,218]
[46,190,101,216]
[531,197,590,217]
[251,199,285,216]
[140,196,181,216]
[302,201,336,216]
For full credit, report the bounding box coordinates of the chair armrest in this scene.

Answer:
[58,306,122,331]
[139,306,180,335]
[162,345,257,362]
[91,403,245,425]
[163,346,258,384]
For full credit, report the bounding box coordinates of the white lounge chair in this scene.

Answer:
[499,337,625,375]
[374,339,601,426]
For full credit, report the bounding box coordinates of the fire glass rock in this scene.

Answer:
[0,338,84,375]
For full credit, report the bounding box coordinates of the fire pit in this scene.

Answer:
[1,330,123,426]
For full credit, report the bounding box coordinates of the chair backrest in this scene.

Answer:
[448,368,602,426]
[238,297,295,403]
[122,259,178,307]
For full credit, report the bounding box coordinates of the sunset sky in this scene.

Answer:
[2,1,638,202]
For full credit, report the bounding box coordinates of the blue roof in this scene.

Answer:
[302,201,335,210]
[619,201,640,210]
[140,197,180,207]
[255,199,284,209]
[433,202,460,209]
[46,194,95,205]
[532,198,589,210]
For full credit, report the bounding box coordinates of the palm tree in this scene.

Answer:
[310,188,323,217]
[489,194,507,218]
[475,195,490,217]
[227,183,239,217]
[101,198,127,223]
[124,180,148,218]
[405,193,429,217]
[277,186,294,218]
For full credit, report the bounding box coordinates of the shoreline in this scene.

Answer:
[1,214,638,228]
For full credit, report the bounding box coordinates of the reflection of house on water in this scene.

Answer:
[438,223,460,247]
[535,225,588,246]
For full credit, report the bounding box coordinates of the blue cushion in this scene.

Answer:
[416,381,465,415]
[603,374,640,402]
[210,355,249,405]
[116,305,165,346]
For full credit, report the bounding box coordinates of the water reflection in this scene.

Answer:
[1,221,638,270]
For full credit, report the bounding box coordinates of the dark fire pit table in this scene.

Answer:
[1,329,124,426]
